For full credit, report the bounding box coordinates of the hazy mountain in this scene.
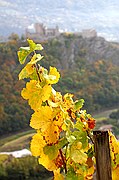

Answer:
[0,0,119,41]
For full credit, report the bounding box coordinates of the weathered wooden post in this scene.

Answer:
[93,131,112,180]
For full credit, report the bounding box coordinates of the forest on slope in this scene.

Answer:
[0,33,119,136]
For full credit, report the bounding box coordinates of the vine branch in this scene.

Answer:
[59,149,67,174]
[86,130,94,144]
[35,63,41,82]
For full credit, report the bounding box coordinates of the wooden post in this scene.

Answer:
[93,131,112,180]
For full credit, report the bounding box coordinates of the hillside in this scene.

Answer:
[42,34,119,69]
[41,33,119,110]
[0,34,119,136]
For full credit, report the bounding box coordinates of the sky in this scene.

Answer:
[0,0,119,41]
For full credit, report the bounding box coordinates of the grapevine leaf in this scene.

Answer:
[18,48,30,64]
[30,132,46,157]
[30,106,53,130]
[47,67,60,84]
[48,99,60,107]
[67,135,76,144]
[43,122,60,144]
[87,146,94,158]
[64,119,74,128]
[84,165,94,179]
[19,54,39,80]
[35,43,43,50]
[18,39,97,180]
[72,130,88,149]
[71,141,82,150]
[43,145,58,160]
[74,121,84,131]
[27,39,43,51]
[27,39,36,51]
[112,166,119,180]
[41,84,52,102]
[29,54,43,64]
[87,118,95,129]
[66,169,81,180]
[74,99,84,110]
[30,106,60,144]
[19,65,29,80]
[53,169,64,180]
[19,47,30,51]
[57,138,68,149]
[39,154,57,171]
[71,149,87,164]
[19,63,34,80]
[21,80,52,110]
[115,154,119,166]
[18,39,43,64]
[112,153,119,168]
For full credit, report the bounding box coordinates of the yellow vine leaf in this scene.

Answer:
[29,54,43,64]
[30,107,61,144]
[41,84,52,102]
[53,169,64,180]
[30,106,53,130]
[19,54,44,80]
[112,166,119,180]
[39,153,57,171]
[47,67,60,84]
[48,100,60,107]
[19,63,34,80]
[109,131,119,154]
[21,80,52,110]
[43,122,60,144]
[48,91,62,107]
[30,132,46,157]
[84,166,94,180]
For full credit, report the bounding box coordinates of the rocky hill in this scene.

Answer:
[42,34,119,71]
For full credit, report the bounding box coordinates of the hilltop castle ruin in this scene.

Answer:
[25,22,97,41]
[26,23,60,41]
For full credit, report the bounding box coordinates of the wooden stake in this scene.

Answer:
[93,131,112,180]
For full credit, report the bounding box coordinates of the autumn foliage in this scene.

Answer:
[18,39,119,180]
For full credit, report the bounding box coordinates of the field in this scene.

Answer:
[93,108,118,121]
[0,129,35,152]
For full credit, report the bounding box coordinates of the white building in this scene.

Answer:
[81,29,97,38]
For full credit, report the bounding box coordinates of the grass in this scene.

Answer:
[0,133,35,152]
[93,108,118,122]
[0,129,35,146]
[0,129,35,152]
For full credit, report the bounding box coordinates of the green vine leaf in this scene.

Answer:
[43,144,58,160]
[74,99,84,110]
[18,48,30,64]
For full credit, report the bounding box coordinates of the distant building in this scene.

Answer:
[26,23,60,41]
[81,29,97,38]
[99,124,113,131]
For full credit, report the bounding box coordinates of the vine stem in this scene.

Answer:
[33,51,41,82]
[59,149,67,174]
[34,63,41,82]
[86,130,94,144]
